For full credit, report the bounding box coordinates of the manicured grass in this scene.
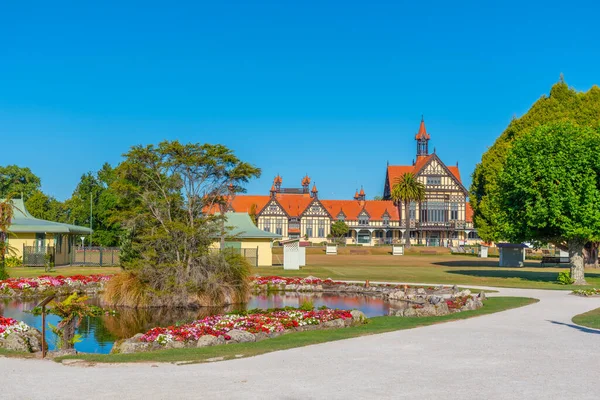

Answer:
[265,253,600,290]
[57,297,537,364]
[0,348,34,358]
[6,266,121,279]
[572,307,600,329]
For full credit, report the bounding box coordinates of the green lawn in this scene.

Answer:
[5,254,599,291]
[572,307,600,329]
[0,348,34,358]
[261,253,600,290]
[7,266,121,279]
[57,297,537,364]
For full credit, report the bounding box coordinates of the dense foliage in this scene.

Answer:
[330,220,349,244]
[491,123,600,284]
[104,141,261,307]
[470,80,600,242]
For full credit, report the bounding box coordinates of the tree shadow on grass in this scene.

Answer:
[434,260,549,269]
[548,320,600,335]
[445,269,579,284]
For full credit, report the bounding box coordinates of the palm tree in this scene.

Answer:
[0,198,15,279]
[390,172,425,247]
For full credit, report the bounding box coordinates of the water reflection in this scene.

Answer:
[1,292,390,355]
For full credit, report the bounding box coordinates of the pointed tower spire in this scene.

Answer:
[415,116,430,159]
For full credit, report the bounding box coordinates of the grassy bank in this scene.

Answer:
[6,266,121,279]
[572,307,600,329]
[57,297,537,364]
[262,254,600,290]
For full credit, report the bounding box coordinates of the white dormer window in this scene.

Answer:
[358,212,369,226]
[382,214,390,226]
[337,212,345,221]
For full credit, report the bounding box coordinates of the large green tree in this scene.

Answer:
[0,165,41,199]
[491,123,600,285]
[390,172,425,247]
[106,140,261,307]
[471,80,600,244]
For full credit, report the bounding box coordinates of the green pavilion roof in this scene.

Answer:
[4,198,93,235]
[225,212,281,239]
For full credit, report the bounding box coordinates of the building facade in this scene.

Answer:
[223,119,479,247]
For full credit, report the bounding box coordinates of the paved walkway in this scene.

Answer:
[2,287,600,400]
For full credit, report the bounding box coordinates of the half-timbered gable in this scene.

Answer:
[300,198,332,240]
[414,154,468,195]
[257,198,289,236]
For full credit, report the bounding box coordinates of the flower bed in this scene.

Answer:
[0,316,31,339]
[572,288,600,297]
[0,275,113,298]
[112,308,366,353]
[141,308,354,344]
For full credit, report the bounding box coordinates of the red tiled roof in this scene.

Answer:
[321,200,400,221]
[228,195,270,214]
[275,193,313,217]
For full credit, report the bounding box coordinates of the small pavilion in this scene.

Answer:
[4,198,92,266]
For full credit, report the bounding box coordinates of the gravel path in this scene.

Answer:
[2,287,599,400]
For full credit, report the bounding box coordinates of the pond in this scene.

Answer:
[1,292,394,354]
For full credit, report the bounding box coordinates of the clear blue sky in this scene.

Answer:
[1,0,599,201]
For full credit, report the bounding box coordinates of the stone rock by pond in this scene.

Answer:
[350,310,367,323]
[227,329,256,344]
[0,329,44,353]
[196,335,225,348]
[322,319,345,329]
[111,336,161,354]
[390,302,450,317]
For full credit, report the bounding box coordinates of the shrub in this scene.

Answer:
[557,271,574,285]
[103,251,251,308]
[300,300,314,311]
[4,256,22,268]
